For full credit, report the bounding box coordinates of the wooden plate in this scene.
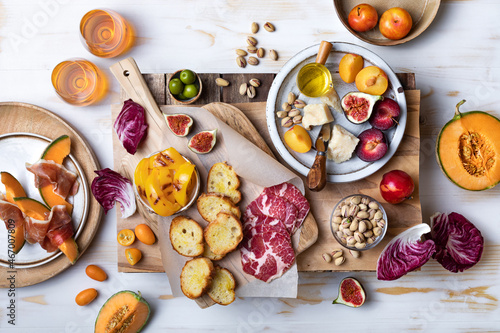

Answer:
[334,0,441,46]
[0,102,103,288]
[266,42,407,183]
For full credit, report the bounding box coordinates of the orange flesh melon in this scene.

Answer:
[95,291,150,333]
[1,172,27,253]
[436,100,500,190]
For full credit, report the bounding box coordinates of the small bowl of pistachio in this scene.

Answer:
[330,194,387,252]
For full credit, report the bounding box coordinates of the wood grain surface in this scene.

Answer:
[0,102,103,287]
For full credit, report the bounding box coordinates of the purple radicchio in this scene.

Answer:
[91,168,136,218]
[430,212,483,273]
[377,224,436,281]
[114,99,148,155]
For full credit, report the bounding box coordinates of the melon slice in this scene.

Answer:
[1,172,27,253]
[95,291,150,333]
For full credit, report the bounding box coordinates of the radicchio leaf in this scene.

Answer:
[377,224,436,281]
[91,168,136,218]
[430,212,483,273]
[114,99,148,155]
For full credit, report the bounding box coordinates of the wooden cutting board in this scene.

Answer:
[113,67,419,273]
[112,60,318,272]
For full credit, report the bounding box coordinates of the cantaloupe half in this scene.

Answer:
[1,172,27,253]
[95,291,150,333]
[39,135,73,214]
[436,100,500,191]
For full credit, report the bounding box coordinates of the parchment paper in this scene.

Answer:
[155,106,305,302]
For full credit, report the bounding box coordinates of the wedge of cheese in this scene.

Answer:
[302,103,334,130]
[327,125,359,163]
[320,87,342,113]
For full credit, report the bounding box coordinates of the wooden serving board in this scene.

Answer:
[112,61,318,273]
[0,102,103,287]
[114,69,419,273]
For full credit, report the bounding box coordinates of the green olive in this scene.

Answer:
[180,70,196,85]
[168,78,184,96]
[183,84,199,99]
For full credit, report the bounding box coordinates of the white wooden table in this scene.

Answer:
[1,0,499,331]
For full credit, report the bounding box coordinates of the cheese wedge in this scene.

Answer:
[327,125,359,163]
[302,103,334,130]
[320,87,342,113]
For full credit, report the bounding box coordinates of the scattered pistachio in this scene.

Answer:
[322,253,332,263]
[276,111,288,118]
[282,102,292,112]
[257,48,265,58]
[288,109,300,117]
[355,242,367,250]
[236,56,247,68]
[331,249,343,259]
[281,116,292,127]
[269,49,278,61]
[292,115,302,124]
[287,92,296,105]
[236,49,248,56]
[294,100,306,109]
[264,22,275,32]
[334,257,345,266]
[215,78,230,87]
[247,85,256,99]
[248,56,259,66]
[239,83,248,95]
[349,249,361,258]
[249,78,261,87]
[251,22,259,34]
[247,36,257,47]
[247,46,257,54]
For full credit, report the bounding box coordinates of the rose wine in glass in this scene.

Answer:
[80,9,134,58]
[51,59,108,106]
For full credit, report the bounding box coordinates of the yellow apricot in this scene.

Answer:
[355,66,389,95]
[339,54,364,83]
[284,125,312,153]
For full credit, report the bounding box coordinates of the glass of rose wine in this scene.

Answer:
[80,9,135,58]
[51,59,108,106]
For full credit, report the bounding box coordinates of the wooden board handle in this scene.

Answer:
[306,152,327,192]
[109,57,163,116]
[315,41,332,65]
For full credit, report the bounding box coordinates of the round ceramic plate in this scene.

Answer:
[266,42,407,183]
[334,0,441,46]
[0,132,89,268]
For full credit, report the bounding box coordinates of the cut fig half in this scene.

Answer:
[165,113,193,137]
[332,277,366,308]
[188,129,217,154]
[341,92,383,124]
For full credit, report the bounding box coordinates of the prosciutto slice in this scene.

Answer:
[0,199,27,230]
[26,160,79,199]
[39,205,74,252]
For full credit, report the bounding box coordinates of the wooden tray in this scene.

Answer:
[0,102,103,287]
[112,62,318,273]
[114,71,419,273]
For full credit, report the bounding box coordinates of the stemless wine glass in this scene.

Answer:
[80,9,135,58]
[51,59,108,106]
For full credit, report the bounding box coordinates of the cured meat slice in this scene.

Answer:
[25,218,50,244]
[241,216,295,283]
[26,160,79,199]
[0,199,26,230]
[263,182,310,233]
[40,205,74,252]
[246,193,297,235]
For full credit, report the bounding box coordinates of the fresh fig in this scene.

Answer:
[188,129,217,154]
[341,92,383,124]
[332,277,366,307]
[165,113,193,137]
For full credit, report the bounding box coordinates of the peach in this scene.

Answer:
[284,125,312,153]
[339,54,364,83]
[355,66,389,95]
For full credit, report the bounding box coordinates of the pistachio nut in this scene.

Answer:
[257,48,265,58]
[292,115,302,124]
[269,49,278,61]
[342,228,354,237]
[277,111,288,118]
[349,219,359,232]
[247,46,257,54]
[322,253,332,263]
[358,220,367,233]
[288,109,300,117]
[355,242,367,250]
[248,56,259,66]
[361,197,370,205]
[236,56,246,68]
[349,249,361,258]
[346,236,356,246]
[363,230,373,238]
[333,208,342,217]
[247,36,257,46]
[331,249,343,259]
[281,116,292,127]
[357,211,369,219]
[249,78,261,87]
[341,218,351,229]
[373,227,382,236]
[377,219,386,228]
[331,223,339,232]
[215,78,230,87]
[358,203,368,211]
[247,85,256,99]
[251,22,259,34]
[367,237,375,244]
[287,92,296,104]
[294,99,306,109]
[332,216,342,224]
[348,204,360,217]
[350,196,361,205]
[239,83,248,95]
[236,49,248,56]
[264,22,275,32]
[354,232,365,243]
[334,256,345,266]
[282,102,292,112]
[374,210,383,220]
[368,201,379,210]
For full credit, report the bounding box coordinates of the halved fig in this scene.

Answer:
[332,277,366,307]
[164,114,193,137]
[188,129,217,154]
[341,92,383,124]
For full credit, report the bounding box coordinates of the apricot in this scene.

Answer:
[339,54,364,83]
[284,125,312,153]
[355,66,389,95]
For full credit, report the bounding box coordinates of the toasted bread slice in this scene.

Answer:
[203,242,225,261]
[204,212,243,255]
[208,266,236,306]
[169,216,204,257]
[207,162,241,204]
[197,193,241,223]
[180,258,214,299]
